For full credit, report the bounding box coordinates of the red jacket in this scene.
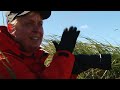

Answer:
[0,26,78,79]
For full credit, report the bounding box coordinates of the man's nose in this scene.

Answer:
[32,25,43,33]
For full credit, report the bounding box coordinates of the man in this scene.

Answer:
[0,11,80,79]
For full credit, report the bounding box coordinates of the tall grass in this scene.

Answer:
[42,35,120,79]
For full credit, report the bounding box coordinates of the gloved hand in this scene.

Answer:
[72,54,112,74]
[53,26,80,53]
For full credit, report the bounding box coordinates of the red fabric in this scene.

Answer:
[0,26,77,79]
[7,24,13,32]
[70,74,78,79]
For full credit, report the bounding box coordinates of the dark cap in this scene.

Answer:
[5,11,51,23]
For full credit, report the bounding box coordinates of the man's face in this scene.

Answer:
[11,12,44,53]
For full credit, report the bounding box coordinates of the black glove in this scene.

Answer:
[53,26,80,53]
[72,54,112,74]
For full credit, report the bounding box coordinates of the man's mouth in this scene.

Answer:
[30,36,40,41]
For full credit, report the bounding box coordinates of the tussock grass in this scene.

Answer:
[42,35,120,79]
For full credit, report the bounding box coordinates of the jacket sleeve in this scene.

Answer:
[39,50,75,79]
[70,74,78,79]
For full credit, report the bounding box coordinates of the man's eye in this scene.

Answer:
[26,23,33,26]
[39,22,43,26]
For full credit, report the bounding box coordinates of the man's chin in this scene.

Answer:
[31,45,39,49]
[24,45,39,52]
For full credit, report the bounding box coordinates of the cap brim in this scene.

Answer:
[38,11,51,20]
[5,11,51,23]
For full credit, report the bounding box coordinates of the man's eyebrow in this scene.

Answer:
[24,19,43,23]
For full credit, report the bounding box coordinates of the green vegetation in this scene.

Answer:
[42,35,120,79]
